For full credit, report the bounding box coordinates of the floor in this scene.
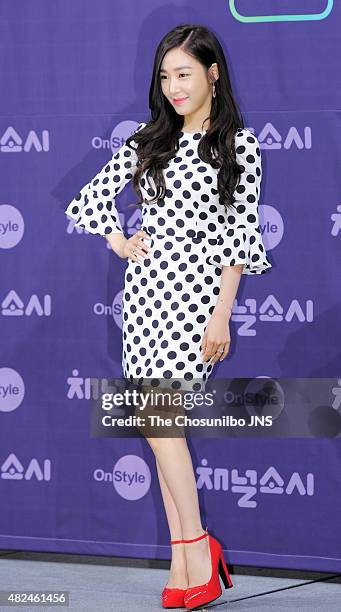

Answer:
[0,552,340,611]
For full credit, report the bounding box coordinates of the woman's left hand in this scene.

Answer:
[200,310,231,364]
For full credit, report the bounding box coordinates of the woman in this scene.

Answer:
[65,23,272,610]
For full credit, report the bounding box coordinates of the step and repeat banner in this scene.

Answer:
[1,2,340,572]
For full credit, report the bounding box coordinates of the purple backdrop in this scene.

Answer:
[0,1,340,572]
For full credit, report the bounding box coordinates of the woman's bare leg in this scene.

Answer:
[136,384,211,588]
[155,458,188,589]
[148,437,211,588]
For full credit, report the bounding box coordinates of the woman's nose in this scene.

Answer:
[168,80,182,96]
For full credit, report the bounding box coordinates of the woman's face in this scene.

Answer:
[159,47,213,120]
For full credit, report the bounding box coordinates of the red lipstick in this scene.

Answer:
[173,97,188,105]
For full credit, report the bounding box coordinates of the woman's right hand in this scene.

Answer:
[119,230,151,262]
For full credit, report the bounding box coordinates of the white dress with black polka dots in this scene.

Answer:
[65,122,272,389]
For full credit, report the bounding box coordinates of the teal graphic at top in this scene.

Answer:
[229,0,333,22]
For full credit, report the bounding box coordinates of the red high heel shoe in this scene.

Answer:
[183,528,233,610]
[162,536,187,609]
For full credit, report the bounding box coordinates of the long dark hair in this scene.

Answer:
[126,23,245,212]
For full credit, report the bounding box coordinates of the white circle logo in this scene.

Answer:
[0,205,24,249]
[109,121,141,155]
[112,454,151,500]
[0,368,25,412]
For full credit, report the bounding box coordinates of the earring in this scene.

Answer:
[212,81,216,98]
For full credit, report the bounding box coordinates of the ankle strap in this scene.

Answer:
[170,538,184,544]
[170,527,208,545]
[182,529,208,544]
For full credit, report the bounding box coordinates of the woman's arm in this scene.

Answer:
[65,122,146,236]
[206,129,272,275]
[213,263,243,317]
[201,263,244,364]
[105,232,126,257]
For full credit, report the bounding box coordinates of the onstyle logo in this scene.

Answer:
[257,204,282,251]
[93,454,151,500]
[0,205,24,249]
[0,368,25,412]
[91,120,142,155]
[93,289,124,328]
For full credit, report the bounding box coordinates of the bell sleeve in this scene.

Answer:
[206,128,272,275]
[65,122,146,236]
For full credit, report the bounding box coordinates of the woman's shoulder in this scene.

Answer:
[234,128,261,169]
[234,127,260,149]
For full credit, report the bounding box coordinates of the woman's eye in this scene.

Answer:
[160,73,190,80]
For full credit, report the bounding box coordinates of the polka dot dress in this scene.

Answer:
[65,122,272,390]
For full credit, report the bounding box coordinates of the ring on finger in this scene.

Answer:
[211,348,224,357]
